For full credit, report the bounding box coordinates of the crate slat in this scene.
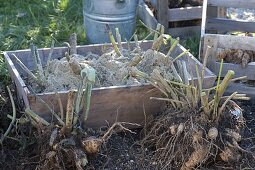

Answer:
[207,18,255,33]
[168,26,201,37]
[168,6,202,22]
[157,0,168,28]
[208,0,255,9]
[214,62,255,80]
[225,82,255,99]
[138,1,158,30]
[204,34,255,51]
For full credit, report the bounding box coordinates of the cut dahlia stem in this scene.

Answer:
[11,54,38,83]
[25,108,50,126]
[55,92,64,120]
[69,33,77,55]
[45,40,55,78]
[34,45,45,83]
[152,34,164,51]
[154,23,161,41]
[66,90,76,132]
[0,86,16,143]
[167,37,179,57]
[109,30,122,57]
[115,28,123,50]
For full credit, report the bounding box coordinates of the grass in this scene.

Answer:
[0,0,86,87]
[0,0,86,51]
[181,35,200,58]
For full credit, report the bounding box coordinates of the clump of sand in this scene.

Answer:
[30,47,178,93]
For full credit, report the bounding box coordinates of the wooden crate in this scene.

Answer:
[158,0,203,37]
[4,41,216,129]
[139,0,206,37]
[200,0,255,97]
[201,0,255,36]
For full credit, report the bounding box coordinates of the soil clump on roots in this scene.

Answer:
[140,102,255,170]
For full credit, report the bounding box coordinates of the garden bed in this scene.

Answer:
[3,35,255,170]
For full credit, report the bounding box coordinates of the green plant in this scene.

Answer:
[182,35,200,58]
[0,0,86,52]
[0,55,10,87]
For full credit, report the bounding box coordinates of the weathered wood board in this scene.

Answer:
[225,82,255,99]
[4,41,216,129]
[138,0,204,37]
[168,6,202,22]
[208,0,255,9]
[201,0,255,36]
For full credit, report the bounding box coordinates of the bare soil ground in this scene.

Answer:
[1,90,255,170]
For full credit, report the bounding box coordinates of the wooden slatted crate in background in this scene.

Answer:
[139,0,226,38]
[157,0,203,37]
[200,0,255,97]
[139,0,204,37]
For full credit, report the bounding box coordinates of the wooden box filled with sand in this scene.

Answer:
[4,36,216,129]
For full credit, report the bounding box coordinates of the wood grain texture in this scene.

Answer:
[168,6,202,22]
[207,18,255,33]
[157,0,168,29]
[3,52,30,108]
[138,1,158,30]
[205,34,255,51]
[28,85,163,129]
[225,82,255,99]
[214,62,255,80]
[208,0,255,9]
[168,26,201,38]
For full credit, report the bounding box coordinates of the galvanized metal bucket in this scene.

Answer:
[83,0,139,44]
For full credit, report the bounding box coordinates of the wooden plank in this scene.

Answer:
[168,6,202,22]
[168,26,201,38]
[204,34,255,51]
[138,1,158,30]
[3,52,30,108]
[157,0,168,29]
[214,62,255,80]
[28,84,163,129]
[208,0,255,9]
[207,18,255,33]
[225,82,255,99]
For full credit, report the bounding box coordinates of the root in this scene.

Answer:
[181,145,209,170]
[0,86,16,144]
[140,104,248,169]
